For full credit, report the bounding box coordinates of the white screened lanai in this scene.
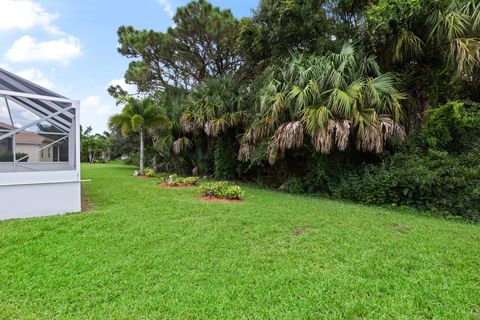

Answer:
[0,68,81,220]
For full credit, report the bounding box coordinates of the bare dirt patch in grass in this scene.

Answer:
[293,227,303,236]
[81,189,94,212]
[391,223,410,233]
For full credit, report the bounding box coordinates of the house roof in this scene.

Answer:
[0,122,53,145]
[0,68,74,131]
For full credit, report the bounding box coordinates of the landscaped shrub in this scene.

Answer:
[166,174,199,186]
[143,167,156,177]
[222,185,244,200]
[181,176,199,185]
[199,181,244,200]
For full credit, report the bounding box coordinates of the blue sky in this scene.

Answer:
[0,0,257,133]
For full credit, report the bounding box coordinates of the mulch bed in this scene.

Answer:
[197,196,244,203]
[157,182,196,188]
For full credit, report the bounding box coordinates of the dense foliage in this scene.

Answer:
[104,0,480,219]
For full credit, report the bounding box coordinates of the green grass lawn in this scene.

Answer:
[1,162,479,319]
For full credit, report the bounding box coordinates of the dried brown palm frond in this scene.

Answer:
[245,127,264,144]
[379,115,407,141]
[182,121,198,133]
[204,118,227,137]
[335,120,351,151]
[273,121,304,154]
[180,112,197,133]
[356,123,383,153]
[238,143,256,161]
[172,137,192,155]
[246,117,275,143]
[311,120,335,154]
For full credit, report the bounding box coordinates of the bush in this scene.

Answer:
[199,181,244,200]
[222,185,244,200]
[280,177,305,194]
[0,152,29,162]
[166,174,199,186]
[181,176,199,185]
[330,150,480,220]
[328,101,480,220]
[166,174,179,185]
[143,167,155,177]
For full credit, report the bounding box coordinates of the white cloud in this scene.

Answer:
[0,0,59,34]
[82,96,113,117]
[158,0,175,17]
[5,35,82,64]
[108,78,138,95]
[15,68,55,89]
[82,96,101,106]
[80,95,117,133]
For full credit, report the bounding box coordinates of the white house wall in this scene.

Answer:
[0,169,81,220]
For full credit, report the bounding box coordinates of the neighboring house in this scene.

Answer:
[0,122,57,162]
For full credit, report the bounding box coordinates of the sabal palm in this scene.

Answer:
[176,76,247,153]
[109,97,170,173]
[396,0,480,75]
[241,45,406,164]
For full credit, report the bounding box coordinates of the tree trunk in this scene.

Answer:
[139,130,145,175]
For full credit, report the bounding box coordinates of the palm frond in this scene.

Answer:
[335,120,351,151]
[172,137,192,155]
[238,143,256,162]
[449,37,480,75]
[273,121,304,153]
[394,29,424,62]
[311,120,335,154]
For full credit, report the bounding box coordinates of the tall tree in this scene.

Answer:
[240,45,405,164]
[179,76,247,178]
[238,0,330,60]
[109,98,170,174]
[115,0,242,93]
[366,0,480,124]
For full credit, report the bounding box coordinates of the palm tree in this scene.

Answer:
[180,76,247,142]
[240,45,406,164]
[109,97,170,174]
[394,0,480,76]
[367,0,480,123]
[177,76,247,178]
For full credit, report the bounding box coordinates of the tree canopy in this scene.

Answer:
[116,0,241,92]
[102,0,480,219]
